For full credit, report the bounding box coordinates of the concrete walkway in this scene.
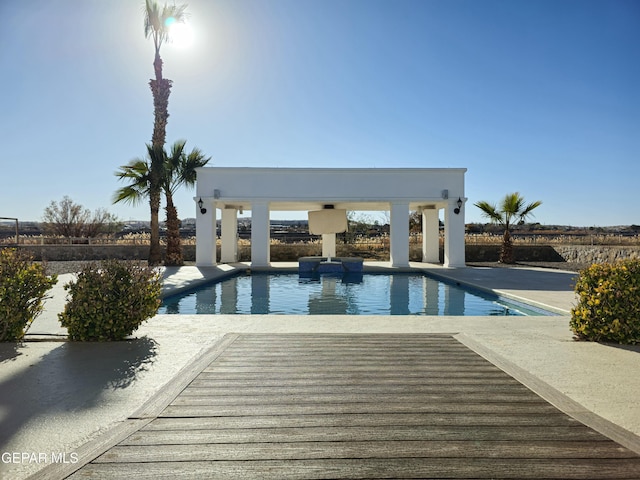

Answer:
[1,263,639,479]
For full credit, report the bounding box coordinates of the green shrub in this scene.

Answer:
[59,260,161,341]
[0,248,57,342]
[570,259,640,344]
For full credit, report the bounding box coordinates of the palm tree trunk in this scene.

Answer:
[148,51,172,265]
[164,194,183,266]
[500,229,515,264]
[149,53,172,148]
[148,190,162,265]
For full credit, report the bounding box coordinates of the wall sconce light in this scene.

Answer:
[198,197,207,215]
[454,197,463,215]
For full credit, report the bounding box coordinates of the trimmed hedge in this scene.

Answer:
[570,259,640,344]
[59,260,161,341]
[0,248,57,342]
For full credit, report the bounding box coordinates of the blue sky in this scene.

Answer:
[1,0,638,226]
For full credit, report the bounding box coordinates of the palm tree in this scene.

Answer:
[113,141,210,266]
[144,0,188,265]
[474,193,542,264]
[112,146,157,253]
[161,141,210,266]
[112,147,154,239]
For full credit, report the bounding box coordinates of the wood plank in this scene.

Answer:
[179,383,540,397]
[222,339,482,346]
[197,369,511,379]
[203,364,505,374]
[222,348,475,355]
[225,344,472,350]
[213,359,494,367]
[120,425,604,445]
[218,348,479,356]
[230,333,457,341]
[159,401,563,417]
[189,376,523,387]
[216,347,486,355]
[224,352,477,358]
[142,412,582,431]
[95,440,638,463]
[226,346,474,353]
[229,339,462,347]
[169,392,546,406]
[226,344,469,351]
[68,458,640,480]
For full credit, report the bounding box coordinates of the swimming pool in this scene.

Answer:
[160,272,552,316]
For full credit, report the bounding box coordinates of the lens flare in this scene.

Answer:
[168,22,193,48]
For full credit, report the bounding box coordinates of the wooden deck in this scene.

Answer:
[68,334,640,479]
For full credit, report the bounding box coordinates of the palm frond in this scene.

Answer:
[500,192,523,214]
[474,200,503,224]
[114,139,210,214]
[519,200,543,221]
[476,193,542,228]
[115,159,149,179]
[162,142,211,195]
[163,3,189,25]
[144,0,189,51]
[166,140,187,172]
[112,184,146,206]
[475,192,542,264]
[143,0,164,49]
[113,158,152,206]
[180,148,211,187]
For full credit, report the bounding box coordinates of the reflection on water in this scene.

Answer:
[160,272,529,316]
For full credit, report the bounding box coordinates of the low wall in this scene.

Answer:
[9,244,640,264]
[463,245,565,263]
[14,245,196,262]
[466,245,640,264]
[554,246,640,264]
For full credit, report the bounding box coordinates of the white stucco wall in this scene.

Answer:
[196,167,465,211]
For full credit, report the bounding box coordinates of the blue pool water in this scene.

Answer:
[160,272,551,316]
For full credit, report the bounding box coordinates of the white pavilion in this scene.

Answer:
[194,167,466,268]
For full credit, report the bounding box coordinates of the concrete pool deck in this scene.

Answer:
[2,262,639,479]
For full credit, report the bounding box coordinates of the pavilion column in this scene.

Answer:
[220,207,238,263]
[422,207,440,263]
[195,197,216,266]
[443,198,466,268]
[390,201,410,268]
[322,233,336,258]
[251,202,270,267]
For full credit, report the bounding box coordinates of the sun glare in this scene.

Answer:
[168,21,194,48]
